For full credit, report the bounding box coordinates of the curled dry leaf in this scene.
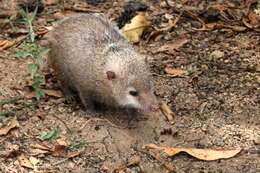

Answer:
[29,148,50,156]
[122,12,151,43]
[164,67,188,76]
[31,143,52,151]
[44,89,63,98]
[0,118,19,136]
[159,101,175,124]
[30,143,52,155]
[18,154,34,169]
[0,40,16,51]
[145,144,242,161]
[65,151,80,158]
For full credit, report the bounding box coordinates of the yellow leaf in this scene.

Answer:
[122,12,150,43]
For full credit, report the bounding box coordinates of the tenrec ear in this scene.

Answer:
[106,71,116,80]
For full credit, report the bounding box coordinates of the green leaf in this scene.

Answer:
[30,6,38,22]
[39,130,61,141]
[0,88,6,95]
[19,8,27,19]
[35,88,45,101]
[38,48,50,58]
[28,64,38,77]
[35,57,44,65]
[30,31,35,43]
[68,141,91,150]
[13,51,32,58]
[33,76,43,83]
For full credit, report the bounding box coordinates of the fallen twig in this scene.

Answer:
[137,148,175,172]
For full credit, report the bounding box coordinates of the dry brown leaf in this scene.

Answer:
[65,151,80,158]
[43,0,57,5]
[29,156,40,166]
[56,139,69,146]
[0,10,17,18]
[145,144,241,161]
[10,129,21,138]
[159,101,175,124]
[29,148,50,156]
[1,145,21,158]
[0,118,19,136]
[24,91,36,99]
[18,154,34,169]
[122,12,151,43]
[44,89,63,98]
[211,4,228,11]
[157,38,189,54]
[0,40,16,51]
[248,13,260,26]
[164,67,188,76]
[221,24,247,32]
[35,112,47,120]
[51,145,67,156]
[31,143,52,151]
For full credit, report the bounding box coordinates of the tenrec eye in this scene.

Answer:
[129,91,138,96]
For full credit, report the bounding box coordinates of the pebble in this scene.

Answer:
[210,50,224,59]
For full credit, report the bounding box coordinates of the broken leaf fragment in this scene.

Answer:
[51,144,67,156]
[164,67,188,76]
[18,154,34,169]
[145,144,241,161]
[0,39,16,50]
[122,12,151,43]
[157,38,189,54]
[0,117,19,136]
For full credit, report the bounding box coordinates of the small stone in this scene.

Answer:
[210,50,224,59]
[253,137,260,145]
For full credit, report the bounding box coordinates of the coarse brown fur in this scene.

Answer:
[47,14,158,112]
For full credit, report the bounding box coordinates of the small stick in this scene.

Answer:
[51,114,72,133]
[159,101,175,124]
[137,148,175,172]
[113,156,141,172]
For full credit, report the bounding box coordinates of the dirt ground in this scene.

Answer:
[0,0,259,173]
